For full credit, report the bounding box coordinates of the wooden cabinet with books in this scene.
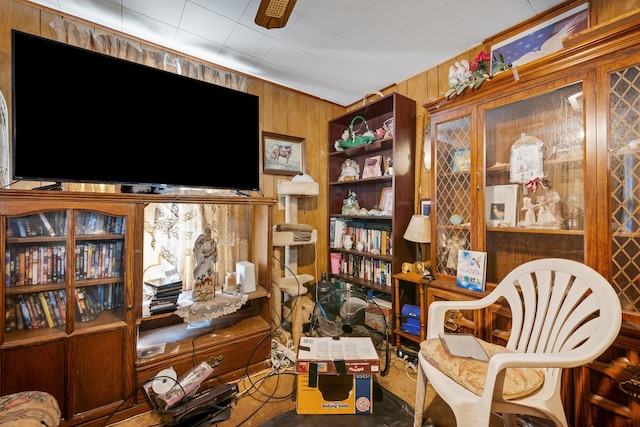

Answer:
[0,193,135,424]
[327,92,415,295]
[0,190,274,426]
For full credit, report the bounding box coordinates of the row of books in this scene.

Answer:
[76,212,125,236]
[335,253,393,286]
[5,245,67,287]
[8,212,66,238]
[144,275,183,315]
[5,283,125,332]
[74,241,124,280]
[5,290,68,331]
[330,219,392,254]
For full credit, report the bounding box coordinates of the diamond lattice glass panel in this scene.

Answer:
[610,65,640,311]
[435,116,471,276]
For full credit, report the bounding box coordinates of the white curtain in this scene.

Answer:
[50,18,252,289]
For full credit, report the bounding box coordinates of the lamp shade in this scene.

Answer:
[403,215,431,243]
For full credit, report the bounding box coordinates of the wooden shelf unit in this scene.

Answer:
[423,18,640,426]
[327,93,416,298]
[0,189,274,426]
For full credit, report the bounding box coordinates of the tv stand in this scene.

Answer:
[33,182,62,191]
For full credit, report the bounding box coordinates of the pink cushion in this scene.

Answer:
[421,338,544,399]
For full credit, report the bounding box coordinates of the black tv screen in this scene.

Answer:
[11,30,260,192]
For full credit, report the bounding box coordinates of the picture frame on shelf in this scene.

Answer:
[485,184,519,228]
[263,132,305,175]
[450,148,471,172]
[489,2,589,74]
[421,199,431,217]
[383,155,393,175]
[379,187,393,212]
[362,155,383,179]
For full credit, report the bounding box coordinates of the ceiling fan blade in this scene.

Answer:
[255,0,297,29]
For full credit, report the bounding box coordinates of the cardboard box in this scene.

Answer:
[296,373,374,414]
[295,336,379,414]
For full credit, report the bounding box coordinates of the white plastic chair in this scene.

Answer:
[413,258,622,427]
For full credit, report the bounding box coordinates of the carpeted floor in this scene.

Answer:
[108,350,508,427]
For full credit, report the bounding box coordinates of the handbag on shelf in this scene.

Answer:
[336,115,377,150]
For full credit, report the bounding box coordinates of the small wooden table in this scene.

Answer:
[393,272,428,349]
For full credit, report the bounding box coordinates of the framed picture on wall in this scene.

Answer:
[490,2,589,73]
[263,132,305,175]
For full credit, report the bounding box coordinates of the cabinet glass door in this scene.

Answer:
[74,211,126,328]
[609,63,640,312]
[433,114,473,279]
[484,82,585,284]
[4,211,68,340]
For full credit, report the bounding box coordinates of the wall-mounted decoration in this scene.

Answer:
[263,132,305,175]
[490,2,589,74]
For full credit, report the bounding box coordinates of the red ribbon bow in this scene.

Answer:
[525,178,551,193]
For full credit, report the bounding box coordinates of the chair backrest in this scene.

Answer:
[494,258,621,367]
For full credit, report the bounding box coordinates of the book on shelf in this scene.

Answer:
[49,290,66,324]
[38,291,56,327]
[455,249,487,292]
[74,288,91,322]
[38,213,56,236]
[5,296,17,332]
[17,295,33,330]
[56,289,67,320]
[27,293,46,329]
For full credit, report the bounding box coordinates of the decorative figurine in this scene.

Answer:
[535,195,561,228]
[518,196,537,227]
[444,235,467,272]
[192,228,218,301]
[342,191,360,215]
[546,191,563,222]
[338,158,360,182]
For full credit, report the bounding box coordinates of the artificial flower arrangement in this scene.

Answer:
[446,51,510,98]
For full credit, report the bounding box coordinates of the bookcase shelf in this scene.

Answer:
[327,92,416,298]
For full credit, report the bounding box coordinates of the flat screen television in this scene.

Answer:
[11,29,260,193]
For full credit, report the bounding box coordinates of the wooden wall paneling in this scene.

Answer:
[594,0,640,24]
[0,0,40,135]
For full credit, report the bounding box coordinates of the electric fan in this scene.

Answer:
[309,289,390,376]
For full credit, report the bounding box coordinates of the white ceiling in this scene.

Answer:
[26,0,568,106]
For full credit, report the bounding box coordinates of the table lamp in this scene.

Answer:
[403,214,431,275]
